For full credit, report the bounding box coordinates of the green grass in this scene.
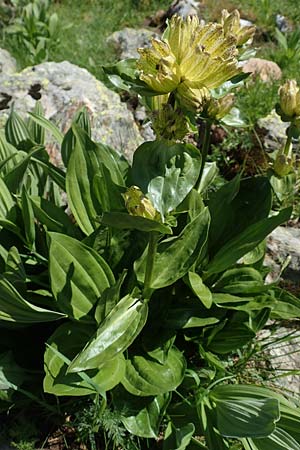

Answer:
[1,0,170,78]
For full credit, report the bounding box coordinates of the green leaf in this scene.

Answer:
[165,304,220,329]
[21,187,35,248]
[213,267,267,295]
[0,276,65,323]
[113,387,170,438]
[93,165,125,212]
[0,177,14,219]
[122,347,186,396]
[28,112,63,144]
[270,288,300,319]
[0,131,23,176]
[5,246,26,292]
[245,428,300,450]
[0,351,26,399]
[211,384,280,438]
[102,212,172,234]
[44,322,125,396]
[27,101,45,144]
[68,293,148,372]
[206,207,292,276]
[185,272,212,308]
[61,106,92,167]
[49,232,115,322]
[135,207,210,289]
[31,196,77,236]
[208,176,272,257]
[94,270,127,324]
[66,125,125,235]
[4,146,44,193]
[207,322,255,354]
[5,109,31,148]
[132,141,201,217]
[197,162,218,194]
[163,422,195,450]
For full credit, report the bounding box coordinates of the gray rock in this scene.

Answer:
[261,325,300,395]
[107,28,159,60]
[258,110,289,151]
[0,48,17,74]
[0,61,142,162]
[240,18,254,28]
[276,14,291,33]
[167,0,200,18]
[265,226,300,285]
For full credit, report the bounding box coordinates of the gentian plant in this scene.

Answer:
[1,11,300,450]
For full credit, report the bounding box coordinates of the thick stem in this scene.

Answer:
[142,232,158,300]
[196,119,212,192]
[284,134,292,155]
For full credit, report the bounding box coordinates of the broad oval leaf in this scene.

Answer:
[135,207,210,289]
[163,422,195,450]
[49,232,115,322]
[68,293,148,372]
[44,322,125,396]
[211,384,280,438]
[122,347,186,396]
[113,386,170,438]
[205,207,292,276]
[132,140,201,217]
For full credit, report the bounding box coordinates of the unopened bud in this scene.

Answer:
[206,93,235,120]
[273,143,295,177]
[279,80,300,119]
[123,186,157,220]
[152,103,189,141]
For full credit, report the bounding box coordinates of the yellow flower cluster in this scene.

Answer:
[137,13,242,112]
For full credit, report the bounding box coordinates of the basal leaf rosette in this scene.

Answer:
[137,15,241,113]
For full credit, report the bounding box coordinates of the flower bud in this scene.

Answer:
[279,80,300,119]
[152,103,189,141]
[176,81,211,113]
[206,93,235,120]
[273,143,295,177]
[123,186,157,220]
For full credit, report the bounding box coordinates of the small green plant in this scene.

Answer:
[4,0,59,64]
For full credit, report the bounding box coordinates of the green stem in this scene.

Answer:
[196,119,212,192]
[284,134,292,155]
[142,232,158,300]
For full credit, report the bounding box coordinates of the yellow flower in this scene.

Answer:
[123,186,158,220]
[279,80,300,119]
[137,14,241,112]
[221,9,255,46]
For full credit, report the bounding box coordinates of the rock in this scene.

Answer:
[276,14,292,33]
[107,28,159,60]
[242,57,282,82]
[258,110,289,151]
[0,61,142,162]
[0,48,17,74]
[240,18,254,28]
[261,324,300,395]
[166,0,200,18]
[265,226,300,288]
